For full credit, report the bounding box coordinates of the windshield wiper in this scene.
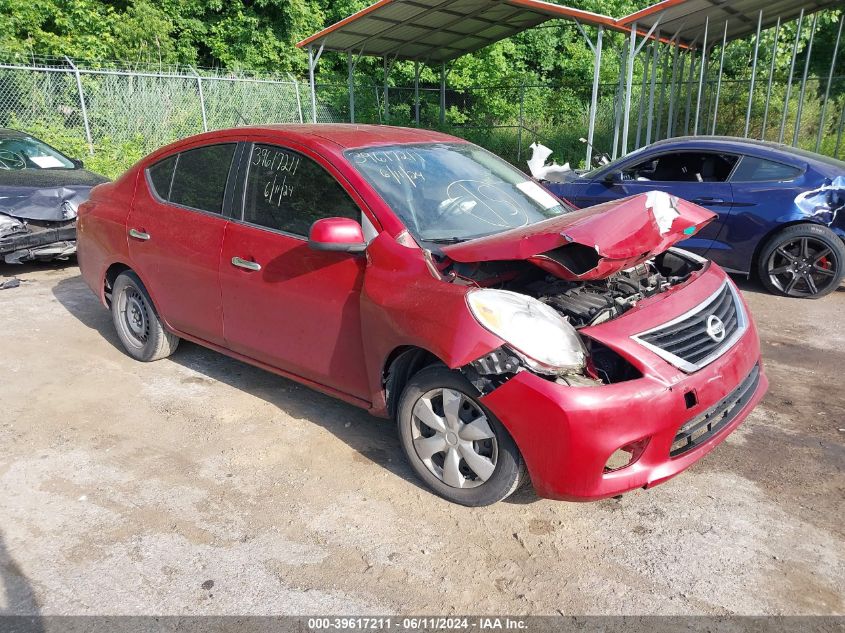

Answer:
[423,236,466,244]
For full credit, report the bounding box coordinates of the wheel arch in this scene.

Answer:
[382,345,444,419]
[103,262,132,307]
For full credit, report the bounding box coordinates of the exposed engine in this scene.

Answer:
[513,249,704,328]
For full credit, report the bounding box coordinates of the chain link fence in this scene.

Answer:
[2,56,844,179]
[0,59,334,173]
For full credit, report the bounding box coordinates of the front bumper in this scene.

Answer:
[0,224,77,263]
[480,269,767,501]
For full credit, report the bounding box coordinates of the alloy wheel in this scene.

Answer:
[766,236,839,297]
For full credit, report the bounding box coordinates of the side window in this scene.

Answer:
[623,152,738,183]
[147,155,177,200]
[731,156,803,182]
[242,143,360,236]
[166,144,236,214]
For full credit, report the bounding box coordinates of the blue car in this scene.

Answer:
[546,136,845,298]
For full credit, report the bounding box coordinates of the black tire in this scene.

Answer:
[757,224,845,299]
[111,271,179,361]
[396,365,526,506]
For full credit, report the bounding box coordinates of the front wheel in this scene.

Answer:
[758,224,845,298]
[396,366,526,506]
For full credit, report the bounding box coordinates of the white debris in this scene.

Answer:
[646,190,681,235]
[526,143,573,183]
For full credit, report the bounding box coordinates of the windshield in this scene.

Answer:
[346,143,570,243]
[0,136,75,170]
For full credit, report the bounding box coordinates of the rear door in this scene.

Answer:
[578,151,737,257]
[219,141,372,399]
[127,142,240,345]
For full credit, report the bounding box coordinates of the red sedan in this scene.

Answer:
[77,125,767,506]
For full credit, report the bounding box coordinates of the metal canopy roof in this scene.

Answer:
[296,0,620,62]
[619,0,844,46]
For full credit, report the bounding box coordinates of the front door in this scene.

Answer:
[126,143,238,345]
[219,142,371,399]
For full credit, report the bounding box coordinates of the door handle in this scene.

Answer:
[231,256,261,271]
[128,228,150,241]
[691,197,725,205]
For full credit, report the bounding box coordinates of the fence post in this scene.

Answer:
[517,80,525,162]
[288,74,304,123]
[189,65,208,132]
[64,56,93,155]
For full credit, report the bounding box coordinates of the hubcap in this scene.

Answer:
[767,236,838,297]
[118,286,150,347]
[410,388,498,489]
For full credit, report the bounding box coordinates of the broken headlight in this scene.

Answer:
[0,213,26,238]
[467,288,586,375]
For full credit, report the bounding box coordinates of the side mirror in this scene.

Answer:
[308,217,367,253]
[71,158,84,169]
[604,171,622,184]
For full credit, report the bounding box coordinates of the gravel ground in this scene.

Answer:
[0,262,843,616]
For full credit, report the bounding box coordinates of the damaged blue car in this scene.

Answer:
[0,128,108,264]
[545,136,845,298]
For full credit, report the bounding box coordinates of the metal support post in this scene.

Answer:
[694,17,709,136]
[712,22,728,135]
[793,13,818,146]
[65,56,94,154]
[576,22,603,167]
[684,48,698,135]
[307,43,325,124]
[439,62,447,126]
[622,23,638,156]
[667,42,682,138]
[817,14,844,152]
[612,40,628,159]
[348,53,355,123]
[744,11,763,137]
[646,33,660,145]
[414,60,421,126]
[761,18,781,139]
[636,43,652,149]
[779,9,804,143]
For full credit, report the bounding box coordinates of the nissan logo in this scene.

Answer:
[706,314,726,343]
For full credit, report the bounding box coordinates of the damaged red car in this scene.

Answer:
[77,125,767,506]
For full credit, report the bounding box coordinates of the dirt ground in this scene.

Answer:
[0,261,843,616]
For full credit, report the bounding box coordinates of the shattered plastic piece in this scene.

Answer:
[526,143,576,183]
[1,278,21,289]
[646,190,681,235]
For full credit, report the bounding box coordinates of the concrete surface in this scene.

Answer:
[0,262,843,616]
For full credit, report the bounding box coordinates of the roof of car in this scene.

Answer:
[648,135,845,169]
[0,128,32,139]
[236,124,461,149]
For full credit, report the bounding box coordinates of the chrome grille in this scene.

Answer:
[632,281,748,373]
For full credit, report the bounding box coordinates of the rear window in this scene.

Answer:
[146,144,236,214]
[147,155,176,199]
[731,156,803,182]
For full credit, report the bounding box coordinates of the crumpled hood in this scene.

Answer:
[442,191,716,281]
[0,168,109,221]
[0,184,99,221]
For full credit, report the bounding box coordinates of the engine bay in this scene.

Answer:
[451,248,706,329]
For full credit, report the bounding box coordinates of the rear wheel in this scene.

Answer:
[396,366,525,506]
[111,271,179,361]
[758,224,845,299]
